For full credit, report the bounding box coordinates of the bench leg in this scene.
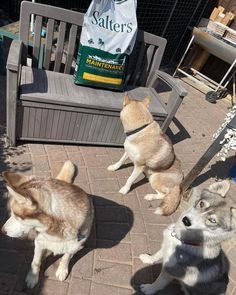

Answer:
[6,69,18,146]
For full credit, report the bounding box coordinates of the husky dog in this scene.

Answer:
[108,93,183,215]
[1,161,94,289]
[139,180,235,295]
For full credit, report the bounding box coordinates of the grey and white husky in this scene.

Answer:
[139,180,236,295]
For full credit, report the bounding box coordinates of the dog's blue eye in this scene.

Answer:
[209,218,216,224]
[198,201,204,208]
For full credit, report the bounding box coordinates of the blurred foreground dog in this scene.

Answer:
[1,161,94,288]
[108,93,183,215]
[139,180,235,295]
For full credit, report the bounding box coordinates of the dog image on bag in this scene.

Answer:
[108,93,183,215]
[1,161,94,289]
[139,180,235,295]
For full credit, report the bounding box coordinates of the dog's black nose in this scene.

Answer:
[182,216,191,227]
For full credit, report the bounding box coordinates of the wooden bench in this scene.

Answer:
[6,1,187,146]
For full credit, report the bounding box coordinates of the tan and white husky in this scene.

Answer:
[108,93,183,215]
[1,161,94,289]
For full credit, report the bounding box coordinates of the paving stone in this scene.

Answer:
[29,144,46,155]
[14,262,32,292]
[90,179,120,194]
[80,146,107,156]
[142,210,172,225]
[44,144,65,152]
[146,224,167,241]
[66,152,85,167]
[32,155,50,172]
[132,258,153,285]
[227,248,236,267]
[130,213,146,234]
[71,248,94,279]
[96,240,132,263]
[114,167,132,178]
[46,150,68,162]
[76,182,91,194]
[96,223,131,242]
[91,282,132,295]
[64,145,80,152]
[131,234,149,258]
[0,272,17,294]
[38,278,68,295]
[48,161,67,177]
[95,205,129,223]
[44,257,71,282]
[124,194,141,212]
[82,154,111,168]
[136,192,160,210]
[229,262,236,284]
[75,167,89,183]
[92,193,124,206]
[227,278,236,295]
[0,250,24,274]
[88,167,115,180]
[93,260,132,287]
[67,278,91,295]
[148,240,163,256]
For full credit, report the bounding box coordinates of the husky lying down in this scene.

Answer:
[1,161,94,288]
[139,180,235,295]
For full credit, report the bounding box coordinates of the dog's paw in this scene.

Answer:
[139,254,153,264]
[140,283,156,295]
[154,207,163,215]
[25,270,39,289]
[55,266,68,281]
[107,164,118,171]
[119,186,130,194]
[144,194,156,201]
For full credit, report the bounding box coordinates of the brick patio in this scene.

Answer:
[0,74,236,294]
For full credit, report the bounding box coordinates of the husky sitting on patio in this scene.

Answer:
[139,180,235,295]
[1,161,94,289]
[108,93,183,216]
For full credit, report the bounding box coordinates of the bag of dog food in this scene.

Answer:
[74,0,137,91]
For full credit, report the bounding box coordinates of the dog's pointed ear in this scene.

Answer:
[208,180,230,197]
[142,96,151,108]
[3,172,34,206]
[123,92,130,107]
[6,185,33,207]
[2,172,30,188]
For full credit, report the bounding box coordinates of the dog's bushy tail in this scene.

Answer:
[155,185,182,216]
[56,160,76,183]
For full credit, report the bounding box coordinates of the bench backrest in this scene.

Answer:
[19,1,167,87]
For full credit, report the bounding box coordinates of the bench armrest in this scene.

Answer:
[149,70,188,133]
[6,40,23,72]
[151,70,188,97]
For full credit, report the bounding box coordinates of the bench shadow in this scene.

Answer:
[190,155,236,188]
[166,117,191,145]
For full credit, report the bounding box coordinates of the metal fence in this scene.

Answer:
[1,0,211,66]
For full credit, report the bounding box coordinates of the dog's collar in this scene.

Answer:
[171,230,203,247]
[125,122,152,137]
